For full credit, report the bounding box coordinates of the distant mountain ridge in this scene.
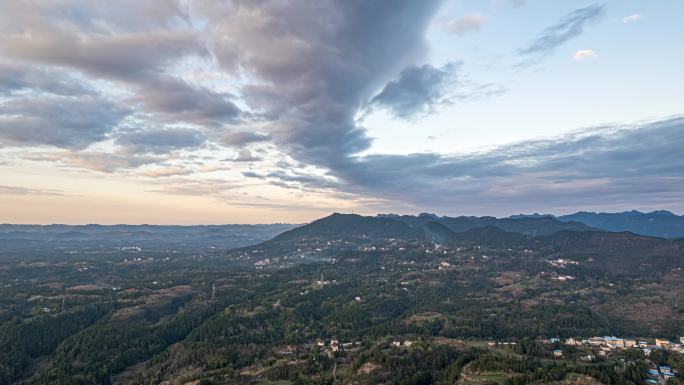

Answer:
[556,210,684,239]
[510,210,684,239]
[378,212,595,236]
[0,223,297,250]
[381,210,684,239]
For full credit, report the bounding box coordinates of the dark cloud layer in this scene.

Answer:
[116,128,206,154]
[134,78,242,126]
[0,96,130,149]
[336,117,684,213]
[242,117,684,213]
[222,131,271,146]
[0,62,94,96]
[0,1,237,129]
[369,63,459,119]
[197,0,444,169]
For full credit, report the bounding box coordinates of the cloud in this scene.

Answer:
[447,14,487,35]
[573,49,598,60]
[0,28,203,83]
[0,96,130,149]
[1,0,677,216]
[0,61,94,96]
[0,2,240,128]
[242,171,265,179]
[138,164,232,178]
[369,63,459,119]
[269,117,684,214]
[222,131,271,146]
[518,4,604,63]
[26,151,160,173]
[149,178,242,196]
[231,149,261,162]
[0,185,68,196]
[138,167,195,178]
[0,0,191,36]
[0,0,445,175]
[116,128,206,154]
[133,77,242,126]
[623,14,643,23]
[195,0,444,170]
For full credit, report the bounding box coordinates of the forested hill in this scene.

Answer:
[2,212,684,384]
[244,213,684,274]
[271,213,423,242]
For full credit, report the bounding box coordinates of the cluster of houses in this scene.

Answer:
[391,340,414,348]
[547,258,580,268]
[289,338,418,358]
[314,339,361,355]
[553,274,576,281]
[547,336,684,359]
[647,365,674,383]
[275,339,360,357]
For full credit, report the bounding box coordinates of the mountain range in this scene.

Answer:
[555,210,684,238]
[0,223,296,250]
[400,210,684,239]
[1,210,682,251]
[242,212,684,275]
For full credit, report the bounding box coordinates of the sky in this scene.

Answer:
[0,0,682,224]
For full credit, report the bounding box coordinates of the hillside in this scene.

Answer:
[269,213,423,242]
[2,213,684,384]
[242,214,684,277]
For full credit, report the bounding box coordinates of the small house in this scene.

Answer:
[659,366,672,375]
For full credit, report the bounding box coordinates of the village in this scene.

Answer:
[269,334,683,384]
[543,335,684,358]
[536,335,683,383]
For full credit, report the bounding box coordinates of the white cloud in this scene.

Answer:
[447,14,487,35]
[623,14,643,23]
[573,49,598,60]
